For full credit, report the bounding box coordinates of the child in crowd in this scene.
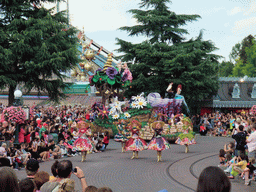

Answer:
[102,131,110,149]
[228,154,248,179]
[96,139,105,152]
[219,149,226,166]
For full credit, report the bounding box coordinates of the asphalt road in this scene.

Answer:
[16,135,256,192]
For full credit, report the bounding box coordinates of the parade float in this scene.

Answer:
[89,65,189,142]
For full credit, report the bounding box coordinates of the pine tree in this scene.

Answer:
[116,0,220,114]
[0,0,79,105]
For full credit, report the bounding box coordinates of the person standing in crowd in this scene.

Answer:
[246,123,256,159]
[232,125,247,157]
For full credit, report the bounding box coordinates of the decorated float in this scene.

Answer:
[88,59,190,142]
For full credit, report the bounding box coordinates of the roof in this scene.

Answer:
[208,77,256,108]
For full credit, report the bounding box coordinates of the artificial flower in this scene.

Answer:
[112,114,120,119]
[124,112,131,118]
[135,99,147,109]
[98,105,109,119]
[106,67,118,79]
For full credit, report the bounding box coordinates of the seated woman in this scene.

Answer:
[224,142,235,156]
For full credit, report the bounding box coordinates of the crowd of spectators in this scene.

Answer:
[1,103,256,190]
[0,104,110,169]
[201,111,256,186]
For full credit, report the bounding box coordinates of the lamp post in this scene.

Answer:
[13,89,23,145]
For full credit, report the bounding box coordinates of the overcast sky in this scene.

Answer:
[44,0,256,62]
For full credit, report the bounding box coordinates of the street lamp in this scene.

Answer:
[14,90,23,106]
[13,89,23,145]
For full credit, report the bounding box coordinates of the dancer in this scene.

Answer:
[114,119,129,152]
[175,117,196,153]
[125,119,147,159]
[148,121,171,162]
[73,121,92,162]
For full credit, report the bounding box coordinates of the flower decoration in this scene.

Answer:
[122,68,133,81]
[131,93,147,109]
[112,114,120,119]
[98,105,109,119]
[136,99,147,109]
[106,67,118,80]
[2,106,26,124]
[124,112,131,118]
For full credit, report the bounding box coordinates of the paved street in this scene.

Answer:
[16,135,256,192]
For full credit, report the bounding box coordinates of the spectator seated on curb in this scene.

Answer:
[48,139,61,159]
[40,160,87,192]
[26,158,40,180]
[228,153,248,179]
[224,142,235,156]
[196,166,231,192]
[19,178,37,192]
[96,139,105,152]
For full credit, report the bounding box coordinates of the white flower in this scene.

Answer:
[136,99,147,109]
[124,112,131,118]
[131,102,138,108]
[109,109,115,115]
[112,114,120,119]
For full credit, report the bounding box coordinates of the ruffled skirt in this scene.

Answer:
[73,137,92,151]
[148,136,171,151]
[175,137,196,145]
[125,135,147,151]
[114,133,127,142]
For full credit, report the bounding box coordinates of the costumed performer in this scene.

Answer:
[148,121,171,162]
[114,119,130,153]
[174,84,190,114]
[73,121,93,162]
[175,117,196,153]
[125,119,148,159]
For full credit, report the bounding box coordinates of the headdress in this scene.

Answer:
[177,84,182,91]
[151,121,165,129]
[181,117,192,127]
[128,119,141,130]
[77,121,89,129]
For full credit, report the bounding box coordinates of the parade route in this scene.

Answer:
[16,135,256,192]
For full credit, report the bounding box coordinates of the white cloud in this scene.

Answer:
[244,1,256,15]
[232,17,256,35]
[43,0,138,32]
[200,6,225,16]
[227,6,243,15]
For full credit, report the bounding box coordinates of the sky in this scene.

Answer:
[44,0,256,62]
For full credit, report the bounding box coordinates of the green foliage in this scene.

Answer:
[231,36,256,77]
[0,1,80,105]
[116,0,220,114]
[219,61,234,77]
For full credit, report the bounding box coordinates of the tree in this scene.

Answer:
[116,0,220,114]
[231,35,256,77]
[218,61,234,77]
[0,0,79,105]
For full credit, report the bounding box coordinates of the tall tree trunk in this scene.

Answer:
[8,84,16,106]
